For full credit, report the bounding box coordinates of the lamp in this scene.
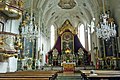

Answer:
[20,0,39,39]
[96,0,116,40]
[21,12,39,39]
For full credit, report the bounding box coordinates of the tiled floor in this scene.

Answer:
[56,72,82,80]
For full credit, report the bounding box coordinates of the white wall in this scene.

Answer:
[39,33,50,65]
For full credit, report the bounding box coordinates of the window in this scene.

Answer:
[78,24,85,47]
[51,25,55,49]
[91,21,95,33]
[88,27,91,50]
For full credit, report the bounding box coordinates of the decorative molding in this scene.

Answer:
[58,0,76,9]
[0,0,23,19]
[58,20,77,35]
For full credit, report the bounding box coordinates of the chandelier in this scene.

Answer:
[96,12,116,40]
[19,0,39,39]
[20,12,39,39]
[96,0,116,40]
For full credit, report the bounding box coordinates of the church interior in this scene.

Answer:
[0,0,120,80]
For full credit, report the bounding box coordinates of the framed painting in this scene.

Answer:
[61,32,74,54]
[24,38,33,58]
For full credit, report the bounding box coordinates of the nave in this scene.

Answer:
[1,0,120,80]
[57,73,83,80]
[1,70,120,80]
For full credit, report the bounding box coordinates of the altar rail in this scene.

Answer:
[0,70,58,80]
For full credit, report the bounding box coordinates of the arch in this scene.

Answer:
[50,25,55,49]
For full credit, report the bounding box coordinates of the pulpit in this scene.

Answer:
[61,62,75,73]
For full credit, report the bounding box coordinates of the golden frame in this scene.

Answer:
[58,20,77,35]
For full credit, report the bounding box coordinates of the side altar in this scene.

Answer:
[47,20,90,67]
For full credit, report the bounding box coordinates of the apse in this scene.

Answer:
[47,20,90,66]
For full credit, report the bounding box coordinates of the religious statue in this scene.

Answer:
[78,48,84,59]
[52,48,58,60]
[77,48,84,65]
[26,58,32,70]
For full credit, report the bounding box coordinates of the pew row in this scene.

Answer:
[0,78,49,80]
[0,70,58,80]
[80,70,120,80]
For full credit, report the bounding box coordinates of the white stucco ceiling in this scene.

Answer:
[23,0,120,30]
[39,0,97,27]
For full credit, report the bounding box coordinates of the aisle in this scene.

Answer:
[56,73,82,80]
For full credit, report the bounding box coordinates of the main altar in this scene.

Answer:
[61,62,76,73]
[47,20,90,69]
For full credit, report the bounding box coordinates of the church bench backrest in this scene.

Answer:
[0,78,49,80]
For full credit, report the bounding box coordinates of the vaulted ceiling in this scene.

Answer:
[23,0,120,31]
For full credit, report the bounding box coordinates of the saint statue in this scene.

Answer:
[52,48,58,60]
[78,48,84,59]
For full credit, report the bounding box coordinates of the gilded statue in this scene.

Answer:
[0,36,4,45]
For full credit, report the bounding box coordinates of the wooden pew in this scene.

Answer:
[0,70,58,80]
[0,78,49,80]
[80,70,120,80]
[15,70,58,74]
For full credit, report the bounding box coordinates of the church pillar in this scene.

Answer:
[88,24,94,65]
[85,24,89,50]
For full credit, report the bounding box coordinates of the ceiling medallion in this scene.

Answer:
[58,0,76,9]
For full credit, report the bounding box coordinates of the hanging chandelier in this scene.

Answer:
[19,0,39,39]
[96,11,116,40]
[20,12,39,39]
[96,0,116,40]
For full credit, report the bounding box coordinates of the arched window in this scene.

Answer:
[51,25,55,49]
[91,21,95,33]
[78,24,85,47]
[88,27,91,50]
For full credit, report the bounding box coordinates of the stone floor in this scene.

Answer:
[56,73,83,80]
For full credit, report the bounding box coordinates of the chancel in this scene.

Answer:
[0,0,120,80]
[47,20,90,68]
